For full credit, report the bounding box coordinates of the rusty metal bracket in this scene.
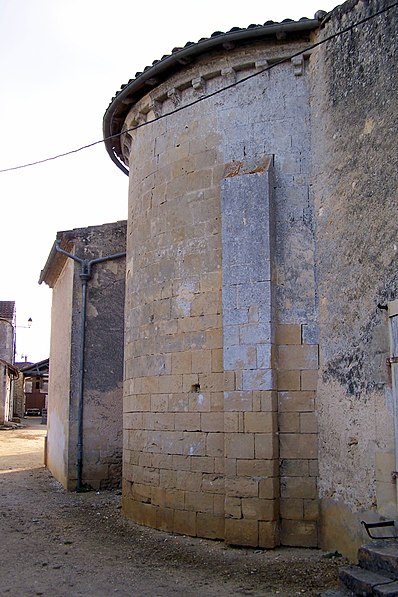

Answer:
[386,357,398,367]
[361,520,396,539]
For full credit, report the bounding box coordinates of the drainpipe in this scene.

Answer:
[54,240,126,492]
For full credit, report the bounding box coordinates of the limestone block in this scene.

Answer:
[279,412,300,433]
[278,345,318,370]
[276,324,301,345]
[259,520,279,548]
[281,520,318,547]
[255,433,279,460]
[225,518,259,546]
[279,433,317,459]
[225,432,254,459]
[278,370,301,391]
[241,498,278,520]
[244,411,277,433]
[197,513,225,539]
[300,369,318,391]
[281,476,317,499]
[173,511,197,536]
[278,391,315,412]
[280,498,304,520]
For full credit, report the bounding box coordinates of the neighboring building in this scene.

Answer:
[19,359,49,416]
[102,0,397,558]
[39,221,126,490]
[0,301,17,424]
[13,359,32,419]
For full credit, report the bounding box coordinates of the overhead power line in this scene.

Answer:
[0,0,397,175]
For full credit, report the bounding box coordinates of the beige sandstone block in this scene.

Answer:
[201,412,224,432]
[190,456,215,473]
[237,459,278,478]
[225,433,254,459]
[278,391,315,412]
[210,392,224,412]
[200,271,222,292]
[172,454,191,471]
[172,351,192,374]
[211,348,223,372]
[225,519,259,546]
[244,411,277,433]
[242,498,278,521]
[206,432,224,457]
[173,511,197,536]
[281,520,318,547]
[224,412,240,433]
[225,496,242,518]
[280,459,309,477]
[258,477,279,499]
[300,412,318,433]
[300,369,318,391]
[174,412,201,431]
[157,375,183,394]
[165,488,185,510]
[304,499,319,521]
[279,412,300,433]
[124,499,157,528]
[197,513,225,539]
[280,498,304,520]
[224,391,253,412]
[276,324,301,345]
[278,370,301,391]
[279,433,318,460]
[176,470,202,491]
[259,520,279,548]
[191,349,212,373]
[185,490,214,513]
[156,506,174,532]
[150,394,169,412]
[278,345,318,371]
[281,476,317,499]
[202,473,225,494]
[255,433,279,459]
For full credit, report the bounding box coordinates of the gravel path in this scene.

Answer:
[0,419,344,596]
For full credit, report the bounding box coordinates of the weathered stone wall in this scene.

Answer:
[68,223,126,490]
[45,221,126,490]
[311,0,398,558]
[46,257,74,488]
[122,36,319,547]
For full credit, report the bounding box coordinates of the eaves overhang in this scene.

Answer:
[103,17,323,176]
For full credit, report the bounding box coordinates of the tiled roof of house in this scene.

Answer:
[0,301,15,320]
[103,11,328,174]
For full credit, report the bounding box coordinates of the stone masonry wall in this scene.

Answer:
[69,222,126,490]
[122,37,319,547]
[311,0,398,558]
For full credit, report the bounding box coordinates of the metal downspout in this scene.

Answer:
[54,241,126,492]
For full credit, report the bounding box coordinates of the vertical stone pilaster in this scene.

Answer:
[221,157,279,547]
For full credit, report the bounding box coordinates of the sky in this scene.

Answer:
[0,0,339,363]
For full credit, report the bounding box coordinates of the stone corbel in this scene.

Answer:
[192,76,205,93]
[167,87,182,107]
[291,55,304,76]
[255,59,269,77]
[221,67,236,85]
[148,100,162,119]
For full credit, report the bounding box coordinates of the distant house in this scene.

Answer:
[17,359,49,417]
[39,221,126,491]
[0,301,17,424]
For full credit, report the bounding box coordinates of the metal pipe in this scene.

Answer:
[54,240,126,492]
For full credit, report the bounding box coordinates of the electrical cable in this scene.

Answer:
[0,0,396,175]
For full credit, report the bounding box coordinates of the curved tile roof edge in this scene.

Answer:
[103,15,327,175]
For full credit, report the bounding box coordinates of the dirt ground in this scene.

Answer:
[0,419,345,597]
